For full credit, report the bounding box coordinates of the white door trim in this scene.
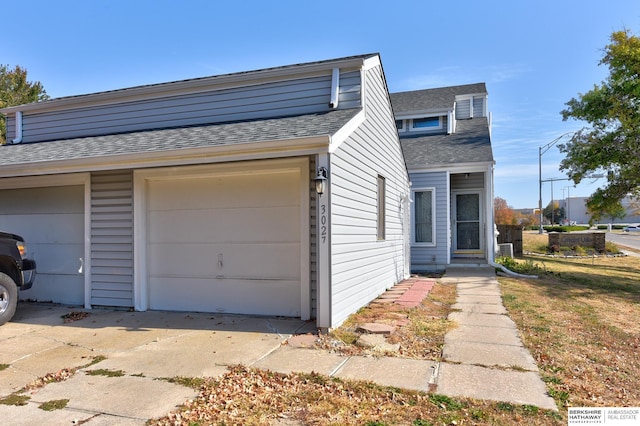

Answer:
[451,190,485,257]
[133,158,310,319]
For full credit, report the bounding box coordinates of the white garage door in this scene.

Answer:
[0,185,85,305]
[146,169,302,316]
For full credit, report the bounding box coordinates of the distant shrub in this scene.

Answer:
[543,225,590,233]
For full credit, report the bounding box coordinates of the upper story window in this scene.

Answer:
[395,120,405,131]
[412,117,441,129]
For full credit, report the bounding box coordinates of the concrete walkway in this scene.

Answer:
[0,267,557,424]
[256,267,557,411]
[436,266,557,410]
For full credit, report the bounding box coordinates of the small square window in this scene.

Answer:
[395,120,404,130]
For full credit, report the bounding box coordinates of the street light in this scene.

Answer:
[538,132,574,234]
[563,186,572,224]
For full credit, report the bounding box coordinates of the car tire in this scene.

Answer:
[0,272,18,326]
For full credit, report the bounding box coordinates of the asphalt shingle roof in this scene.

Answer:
[400,117,494,167]
[390,83,487,114]
[0,109,361,167]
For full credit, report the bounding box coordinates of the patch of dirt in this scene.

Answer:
[61,311,91,323]
[312,280,456,360]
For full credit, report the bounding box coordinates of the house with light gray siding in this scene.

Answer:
[0,54,410,329]
[390,84,495,271]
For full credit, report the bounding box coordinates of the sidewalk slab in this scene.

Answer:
[252,346,347,376]
[455,294,504,305]
[448,312,518,329]
[94,328,288,379]
[436,363,557,411]
[444,324,523,346]
[26,372,196,422]
[442,341,539,370]
[456,284,502,294]
[334,356,437,392]
[451,302,507,314]
[0,403,116,426]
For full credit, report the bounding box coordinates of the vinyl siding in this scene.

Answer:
[90,170,134,307]
[10,71,362,144]
[309,155,318,319]
[451,172,484,191]
[329,64,409,327]
[409,171,449,271]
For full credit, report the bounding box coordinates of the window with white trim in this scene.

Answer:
[413,188,435,245]
[411,117,442,130]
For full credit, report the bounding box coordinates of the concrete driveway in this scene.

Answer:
[0,302,313,425]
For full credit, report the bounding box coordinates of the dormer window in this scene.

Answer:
[412,117,440,128]
[395,120,405,131]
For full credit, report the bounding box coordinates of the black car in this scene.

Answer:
[0,231,37,325]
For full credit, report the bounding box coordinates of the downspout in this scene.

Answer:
[11,111,23,144]
[489,259,538,279]
[329,68,339,109]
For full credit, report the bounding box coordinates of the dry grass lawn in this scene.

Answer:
[500,232,640,409]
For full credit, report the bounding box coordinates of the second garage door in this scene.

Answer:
[146,167,303,317]
[0,185,85,305]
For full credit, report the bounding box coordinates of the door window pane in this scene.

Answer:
[456,194,479,221]
[457,222,480,250]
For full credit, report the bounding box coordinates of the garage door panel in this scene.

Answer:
[20,274,84,305]
[146,168,303,317]
[149,243,300,280]
[149,207,300,244]
[216,244,300,278]
[0,186,83,215]
[148,173,299,211]
[149,277,301,316]
[0,186,85,304]
[29,243,83,275]
[0,213,84,245]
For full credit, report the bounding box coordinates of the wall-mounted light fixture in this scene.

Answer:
[315,167,328,196]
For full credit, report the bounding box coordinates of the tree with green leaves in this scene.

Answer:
[559,29,640,217]
[0,64,49,144]
[586,198,626,225]
[543,201,565,225]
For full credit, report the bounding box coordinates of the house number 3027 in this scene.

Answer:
[320,204,328,243]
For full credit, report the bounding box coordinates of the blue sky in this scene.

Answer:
[2,0,638,208]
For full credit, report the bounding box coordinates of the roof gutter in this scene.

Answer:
[0,135,332,178]
[10,111,23,144]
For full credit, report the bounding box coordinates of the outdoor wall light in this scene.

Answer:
[315,167,328,196]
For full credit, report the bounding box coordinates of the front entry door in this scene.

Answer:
[453,192,484,257]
